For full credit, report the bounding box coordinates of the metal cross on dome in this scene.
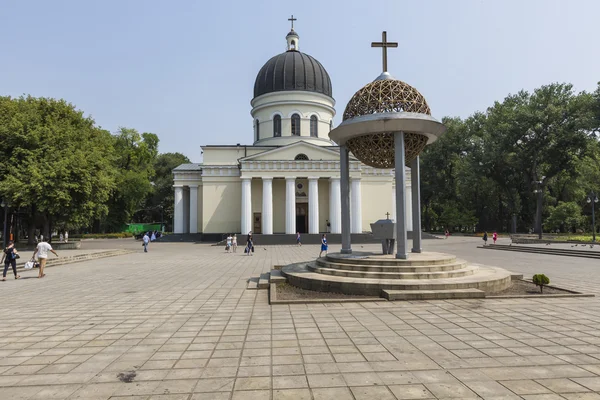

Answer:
[371,31,398,73]
[288,15,297,30]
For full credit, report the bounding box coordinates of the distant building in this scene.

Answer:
[173,27,412,236]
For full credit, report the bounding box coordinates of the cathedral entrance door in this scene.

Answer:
[296,203,308,234]
[253,212,262,234]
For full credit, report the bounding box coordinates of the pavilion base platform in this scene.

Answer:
[281,251,516,300]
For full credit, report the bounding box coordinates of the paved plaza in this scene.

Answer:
[1,237,600,399]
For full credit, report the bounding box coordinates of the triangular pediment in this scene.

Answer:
[240,141,356,162]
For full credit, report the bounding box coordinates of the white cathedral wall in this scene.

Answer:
[318,179,330,232]
[251,92,335,144]
[202,147,267,165]
[361,177,396,231]
[273,179,286,234]
[201,178,241,234]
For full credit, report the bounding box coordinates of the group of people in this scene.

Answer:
[225,234,238,253]
[482,231,498,246]
[2,239,58,281]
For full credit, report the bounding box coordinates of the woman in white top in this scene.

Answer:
[232,235,238,253]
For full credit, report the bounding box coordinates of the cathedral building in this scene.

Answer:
[172,26,412,237]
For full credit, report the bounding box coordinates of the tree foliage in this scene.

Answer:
[420,82,600,233]
[0,96,116,240]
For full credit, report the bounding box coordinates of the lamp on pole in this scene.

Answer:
[587,191,598,242]
[1,199,8,249]
[533,176,546,240]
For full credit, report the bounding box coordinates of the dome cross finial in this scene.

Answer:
[288,14,297,30]
[371,31,398,73]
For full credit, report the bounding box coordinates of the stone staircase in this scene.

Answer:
[480,244,600,259]
[17,249,135,271]
[281,251,515,300]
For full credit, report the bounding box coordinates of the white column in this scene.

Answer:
[174,186,184,234]
[285,177,296,234]
[182,187,190,233]
[308,177,319,234]
[351,178,362,233]
[329,177,341,234]
[241,178,252,235]
[189,185,198,234]
[262,177,273,235]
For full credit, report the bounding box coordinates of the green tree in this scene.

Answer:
[0,96,116,242]
[133,152,191,229]
[545,201,583,233]
[101,128,159,231]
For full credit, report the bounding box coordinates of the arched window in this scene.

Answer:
[330,120,333,131]
[273,115,281,137]
[255,119,260,141]
[310,115,318,137]
[294,153,309,161]
[291,113,301,136]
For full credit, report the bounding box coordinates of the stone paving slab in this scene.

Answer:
[0,238,600,399]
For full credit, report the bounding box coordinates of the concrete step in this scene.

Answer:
[382,288,485,300]
[270,269,286,284]
[325,251,457,267]
[307,262,477,280]
[258,273,270,289]
[282,262,512,296]
[315,258,467,272]
[17,249,134,271]
[247,278,259,290]
[480,245,600,259]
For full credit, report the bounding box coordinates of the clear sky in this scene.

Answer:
[1,0,599,162]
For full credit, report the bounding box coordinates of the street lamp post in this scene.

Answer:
[587,192,598,242]
[533,176,546,240]
[1,199,8,249]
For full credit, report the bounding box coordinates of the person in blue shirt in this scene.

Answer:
[319,234,328,258]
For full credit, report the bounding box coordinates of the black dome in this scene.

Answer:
[253,50,333,99]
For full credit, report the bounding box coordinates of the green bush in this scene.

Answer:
[532,274,550,293]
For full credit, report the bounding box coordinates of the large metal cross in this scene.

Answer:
[288,15,297,30]
[371,31,398,73]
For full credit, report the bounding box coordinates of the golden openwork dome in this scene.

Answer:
[342,77,431,168]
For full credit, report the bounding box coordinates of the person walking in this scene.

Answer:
[482,232,488,246]
[232,234,238,253]
[32,239,58,278]
[143,232,150,252]
[319,234,328,258]
[64,231,68,242]
[246,232,254,256]
[226,234,232,253]
[492,231,498,244]
[296,232,302,246]
[1,240,20,281]
[444,229,449,239]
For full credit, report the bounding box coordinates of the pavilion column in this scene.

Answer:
[329,177,341,234]
[340,145,352,253]
[285,177,296,234]
[189,185,198,234]
[262,177,273,235]
[391,183,396,222]
[394,131,408,259]
[308,177,319,234]
[241,178,252,235]
[174,186,184,234]
[351,178,362,233]
[411,156,422,253]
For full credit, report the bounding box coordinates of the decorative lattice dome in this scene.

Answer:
[342,76,431,168]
